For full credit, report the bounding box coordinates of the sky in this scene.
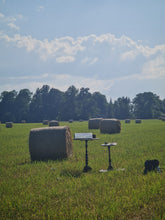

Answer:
[0,0,165,101]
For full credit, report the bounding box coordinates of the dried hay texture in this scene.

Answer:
[88,118,102,129]
[125,119,130,123]
[100,119,121,134]
[135,119,142,123]
[29,126,73,161]
[6,122,13,128]
[43,120,49,125]
[49,120,59,127]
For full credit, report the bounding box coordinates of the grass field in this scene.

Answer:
[0,120,165,219]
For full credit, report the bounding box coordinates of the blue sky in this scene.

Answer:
[0,0,165,101]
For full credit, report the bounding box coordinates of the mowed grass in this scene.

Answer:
[0,120,165,219]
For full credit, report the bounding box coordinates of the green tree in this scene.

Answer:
[61,86,78,120]
[113,97,131,119]
[47,88,64,120]
[14,89,32,122]
[0,90,17,122]
[92,92,108,117]
[107,99,114,118]
[76,87,94,120]
[133,92,161,119]
[29,85,50,122]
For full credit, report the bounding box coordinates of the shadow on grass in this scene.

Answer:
[18,157,69,165]
[18,159,31,165]
[60,169,83,178]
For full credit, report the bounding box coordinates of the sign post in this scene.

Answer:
[74,133,99,172]
[100,142,117,172]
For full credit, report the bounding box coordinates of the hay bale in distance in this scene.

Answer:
[135,119,142,124]
[43,120,49,125]
[88,118,102,129]
[100,119,121,134]
[29,126,73,161]
[49,120,59,127]
[159,115,165,120]
[21,120,26,123]
[125,119,131,123]
[6,122,13,128]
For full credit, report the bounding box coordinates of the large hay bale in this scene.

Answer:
[43,120,49,125]
[29,126,73,161]
[135,119,141,124]
[6,122,13,128]
[88,118,102,129]
[49,120,59,127]
[100,119,121,134]
[125,119,130,123]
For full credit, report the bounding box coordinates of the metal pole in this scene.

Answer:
[85,140,88,167]
[83,140,92,172]
[108,145,113,170]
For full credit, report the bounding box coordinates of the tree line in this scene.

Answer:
[0,85,165,123]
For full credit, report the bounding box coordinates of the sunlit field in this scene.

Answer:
[0,120,165,219]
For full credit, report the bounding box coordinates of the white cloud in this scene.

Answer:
[1,32,165,63]
[0,13,23,31]
[120,50,139,61]
[120,43,165,61]
[49,73,114,96]
[81,57,98,65]
[0,33,85,62]
[141,56,165,79]
[81,57,90,64]
[116,55,165,80]
[8,22,19,30]
[0,72,114,98]
[36,6,45,12]
[89,57,98,65]
[56,56,75,63]
[4,16,16,23]
[0,32,165,82]
[0,12,5,18]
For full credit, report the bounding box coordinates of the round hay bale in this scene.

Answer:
[6,122,13,128]
[88,118,102,129]
[100,119,121,134]
[49,120,59,127]
[29,126,73,161]
[21,120,26,123]
[135,119,141,124]
[43,120,49,125]
[125,119,130,123]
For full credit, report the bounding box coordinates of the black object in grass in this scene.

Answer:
[144,159,159,174]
